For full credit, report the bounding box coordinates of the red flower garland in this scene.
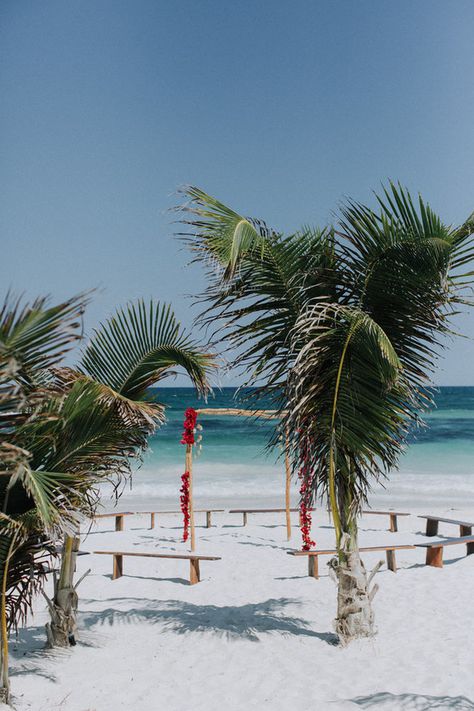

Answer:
[180,408,197,541]
[181,407,197,445]
[298,437,315,551]
[180,471,190,542]
[299,481,315,551]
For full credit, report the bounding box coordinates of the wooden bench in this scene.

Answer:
[418,515,474,538]
[94,509,225,531]
[288,544,416,579]
[362,510,410,533]
[94,550,221,584]
[94,512,134,531]
[139,509,225,529]
[229,508,314,526]
[416,536,474,568]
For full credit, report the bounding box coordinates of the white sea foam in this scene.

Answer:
[99,459,474,512]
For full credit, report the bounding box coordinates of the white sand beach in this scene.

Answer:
[8,505,474,711]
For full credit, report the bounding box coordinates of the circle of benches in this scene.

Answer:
[91,509,474,582]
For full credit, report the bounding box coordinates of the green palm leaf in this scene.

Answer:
[178,186,270,279]
[0,512,55,632]
[8,467,79,530]
[285,302,407,541]
[177,187,338,398]
[15,379,144,491]
[0,293,88,385]
[79,300,214,406]
[338,182,473,403]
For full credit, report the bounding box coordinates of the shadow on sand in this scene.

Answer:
[79,597,337,644]
[10,626,69,683]
[104,573,190,585]
[237,540,291,551]
[350,692,474,710]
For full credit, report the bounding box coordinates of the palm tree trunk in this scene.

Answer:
[0,534,16,705]
[45,534,79,648]
[0,582,9,704]
[331,526,378,644]
[0,587,10,704]
[0,650,8,705]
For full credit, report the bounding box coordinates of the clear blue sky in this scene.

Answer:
[1,0,473,385]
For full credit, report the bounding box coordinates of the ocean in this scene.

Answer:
[114,387,474,511]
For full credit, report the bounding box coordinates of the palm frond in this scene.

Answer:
[177,186,272,280]
[284,301,410,536]
[79,300,215,402]
[15,380,144,494]
[338,182,474,404]
[0,513,55,631]
[0,292,89,386]
[176,191,339,399]
[8,466,81,531]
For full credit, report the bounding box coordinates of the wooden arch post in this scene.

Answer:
[181,407,290,550]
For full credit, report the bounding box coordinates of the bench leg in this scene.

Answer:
[389,514,398,533]
[115,515,124,532]
[466,542,474,556]
[206,511,211,528]
[308,555,319,579]
[242,512,247,526]
[460,525,472,537]
[150,513,155,529]
[426,519,438,537]
[426,546,443,568]
[113,554,123,580]
[386,549,397,572]
[189,558,200,585]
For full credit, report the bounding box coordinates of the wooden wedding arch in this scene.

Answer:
[181,407,293,551]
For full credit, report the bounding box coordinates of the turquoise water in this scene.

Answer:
[118,387,474,509]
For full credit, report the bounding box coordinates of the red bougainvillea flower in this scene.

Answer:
[181,407,197,445]
[298,441,315,551]
[180,471,190,542]
[179,408,198,541]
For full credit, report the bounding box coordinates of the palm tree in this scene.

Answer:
[0,294,214,704]
[26,377,150,648]
[44,299,214,647]
[0,294,93,702]
[178,183,474,644]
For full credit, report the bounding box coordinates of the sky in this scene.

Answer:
[1,0,474,385]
